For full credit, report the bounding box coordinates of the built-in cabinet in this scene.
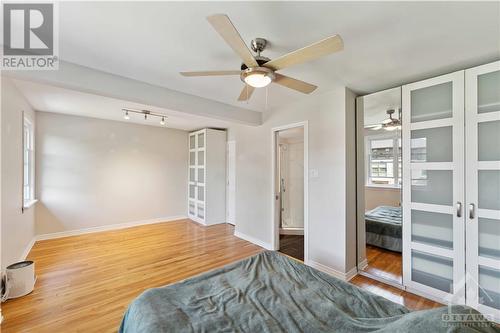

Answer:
[402,61,500,320]
[188,128,226,225]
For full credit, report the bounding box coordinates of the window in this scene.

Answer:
[366,135,401,187]
[23,117,35,206]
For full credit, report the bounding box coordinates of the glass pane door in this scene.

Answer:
[402,70,465,302]
[465,61,500,321]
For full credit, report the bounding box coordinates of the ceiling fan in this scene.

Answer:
[366,109,402,131]
[180,14,343,101]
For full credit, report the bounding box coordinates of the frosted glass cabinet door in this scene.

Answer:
[465,61,500,321]
[402,70,465,302]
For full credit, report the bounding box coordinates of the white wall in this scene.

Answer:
[229,87,357,274]
[35,112,188,234]
[1,77,36,269]
[365,187,401,211]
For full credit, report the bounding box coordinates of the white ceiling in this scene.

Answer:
[56,1,500,113]
[12,79,232,131]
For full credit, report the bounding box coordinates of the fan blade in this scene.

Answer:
[365,124,383,130]
[207,14,258,69]
[273,73,317,94]
[237,85,255,101]
[264,35,343,71]
[180,70,241,77]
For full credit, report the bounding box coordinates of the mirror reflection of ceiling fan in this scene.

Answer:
[180,14,343,101]
[366,109,402,131]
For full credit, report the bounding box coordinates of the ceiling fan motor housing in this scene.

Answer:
[241,56,271,70]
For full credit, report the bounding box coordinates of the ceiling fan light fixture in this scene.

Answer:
[241,67,275,88]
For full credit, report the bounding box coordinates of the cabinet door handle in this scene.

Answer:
[469,203,476,220]
[456,201,462,218]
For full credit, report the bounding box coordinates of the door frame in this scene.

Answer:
[270,121,309,262]
[226,141,236,225]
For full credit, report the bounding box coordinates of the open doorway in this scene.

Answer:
[356,88,403,286]
[272,123,308,262]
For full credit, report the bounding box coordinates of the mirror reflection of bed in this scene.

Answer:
[357,87,403,286]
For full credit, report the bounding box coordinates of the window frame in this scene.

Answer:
[365,132,401,189]
[23,116,36,209]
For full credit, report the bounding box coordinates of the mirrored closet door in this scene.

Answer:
[402,71,465,303]
[356,87,403,286]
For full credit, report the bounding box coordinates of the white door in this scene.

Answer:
[465,61,500,321]
[226,141,236,225]
[188,133,197,218]
[196,131,206,222]
[402,71,465,303]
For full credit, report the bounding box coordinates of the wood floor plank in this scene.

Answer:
[2,219,440,332]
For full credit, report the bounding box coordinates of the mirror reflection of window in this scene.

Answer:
[367,136,401,186]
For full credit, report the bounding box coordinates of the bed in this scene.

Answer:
[365,205,402,252]
[119,251,497,333]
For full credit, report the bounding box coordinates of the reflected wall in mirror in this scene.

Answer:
[357,87,403,286]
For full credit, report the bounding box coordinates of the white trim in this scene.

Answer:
[358,270,405,290]
[410,162,454,170]
[357,258,368,271]
[364,184,401,190]
[307,260,357,281]
[36,215,187,241]
[411,241,454,259]
[234,231,273,250]
[410,202,454,215]
[270,121,309,261]
[279,228,304,235]
[409,118,453,130]
[477,161,500,170]
[478,208,500,220]
[478,256,500,270]
[20,236,36,260]
[477,110,500,123]
[405,286,446,305]
[22,199,38,210]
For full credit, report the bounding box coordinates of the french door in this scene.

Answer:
[465,61,500,321]
[402,71,465,303]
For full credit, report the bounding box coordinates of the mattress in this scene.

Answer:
[119,251,497,333]
[365,205,402,252]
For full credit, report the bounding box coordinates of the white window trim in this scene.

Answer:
[22,115,37,211]
[364,132,401,189]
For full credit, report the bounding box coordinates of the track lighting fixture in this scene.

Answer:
[122,108,168,126]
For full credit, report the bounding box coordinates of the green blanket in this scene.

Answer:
[120,251,498,332]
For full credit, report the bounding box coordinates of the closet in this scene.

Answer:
[402,61,500,320]
[188,128,226,225]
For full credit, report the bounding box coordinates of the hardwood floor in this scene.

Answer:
[279,234,304,261]
[362,245,403,284]
[2,219,440,332]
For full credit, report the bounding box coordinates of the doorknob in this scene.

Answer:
[456,201,462,218]
[469,203,475,220]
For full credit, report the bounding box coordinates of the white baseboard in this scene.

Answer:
[279,228,304,236]
[357,258,368,271]
[234,231,273,250]
[20,237,37,261]
[306,260,358,281]
[35,215,187,241]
